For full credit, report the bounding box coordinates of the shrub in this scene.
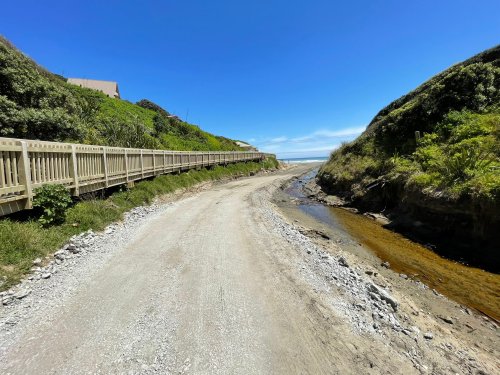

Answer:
[32,184,72,226]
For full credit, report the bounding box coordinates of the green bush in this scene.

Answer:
[0,36,244,152]
[33,184,72,226]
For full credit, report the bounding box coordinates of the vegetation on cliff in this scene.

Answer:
[318,45,499,242]
[0,36,241,151]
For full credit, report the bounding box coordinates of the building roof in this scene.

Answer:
[235,141,258,151]
[67,78,120,98]
[235,141,251,147]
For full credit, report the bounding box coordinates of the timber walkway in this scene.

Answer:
[0,137,266,216]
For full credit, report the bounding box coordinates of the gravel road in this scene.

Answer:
[0,166,498,374]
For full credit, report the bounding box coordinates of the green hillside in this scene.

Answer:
[318,45,500,245]
[0,36,242,151]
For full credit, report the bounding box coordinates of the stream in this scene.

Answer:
[285,168,500,321]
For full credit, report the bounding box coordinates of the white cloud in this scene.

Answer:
[252,125,365,159]
[269,136,288,143]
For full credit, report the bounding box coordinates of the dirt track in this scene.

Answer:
[0,166,498,374]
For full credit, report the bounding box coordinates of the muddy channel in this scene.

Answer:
[283,168,500,321]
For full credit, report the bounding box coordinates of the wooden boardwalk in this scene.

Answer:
[0,137,266,216]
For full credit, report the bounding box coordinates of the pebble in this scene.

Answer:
[440,316,454,325]
[338,257,349,267]
[41,273,51,279]
[424,332,434,340]
[32,258,42,266]
[14,289,31,299]
[381,261,390,268]
[2,295,14,305]
[55,253,65,261]
[402,328,413,336]
[367,282,398,312]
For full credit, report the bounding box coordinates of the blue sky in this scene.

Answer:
[2,1,499,158]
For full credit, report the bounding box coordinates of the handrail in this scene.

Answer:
[0,137,268,216]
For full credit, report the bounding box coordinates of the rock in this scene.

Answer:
[367,282,398,311]
[54,253,65,261]
[66,243,77,250]
[41,273,51,279]
[440,316,454,324]
[14,289,31,299]
[364,212,391,225]
[4,317,17,325]
[104,227,114,235]
[424,332,434,340]
[355,303,366,311]
[369,292,380,301]
[67,244,81,254]
[399,274,408,279]
[381,261,390,269]
[402,328,413,336]
[365,270,374,276]
[2,295,14,305]
[338,257,349,267]
[33,258,42,266]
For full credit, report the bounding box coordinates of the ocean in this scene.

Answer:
[278,156,328,164]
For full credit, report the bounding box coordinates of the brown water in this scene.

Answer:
[331,207,500,321]
[287,170,500,320]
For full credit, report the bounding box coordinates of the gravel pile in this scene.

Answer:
[257,189,406,336]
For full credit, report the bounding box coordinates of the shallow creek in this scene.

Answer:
[285,169,500,321]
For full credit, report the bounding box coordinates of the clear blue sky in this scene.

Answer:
[2,1,499,158]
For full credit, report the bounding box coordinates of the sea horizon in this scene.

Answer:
[278,156,328,164]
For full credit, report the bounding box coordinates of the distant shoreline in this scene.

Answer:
[279,156,328,164]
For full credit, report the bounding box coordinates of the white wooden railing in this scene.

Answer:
[0,137,266,216]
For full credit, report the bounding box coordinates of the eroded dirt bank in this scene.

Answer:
[0,165,498,374]
[283,168,500,321]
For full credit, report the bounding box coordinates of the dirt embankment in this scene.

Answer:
[312,174,500,274]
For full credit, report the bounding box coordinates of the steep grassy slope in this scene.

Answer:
[0,36,242,151]
[318,45,499,250]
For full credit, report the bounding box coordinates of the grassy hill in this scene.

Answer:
[0,36,242,151]
[318,45,499,262]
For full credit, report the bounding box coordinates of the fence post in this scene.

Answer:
[140,150,144,178]
[124,149,129,182]
[18,141,33,209]
[102,147,109,188]
[69,145,79,195]
[152,150,156,175]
